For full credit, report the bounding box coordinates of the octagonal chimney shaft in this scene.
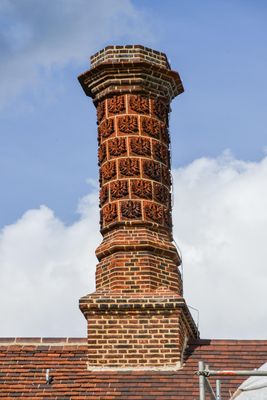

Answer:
[78,45,198,370]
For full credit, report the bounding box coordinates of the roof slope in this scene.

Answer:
[1,338,267,399]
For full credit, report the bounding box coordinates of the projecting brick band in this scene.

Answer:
[78,45,198,369]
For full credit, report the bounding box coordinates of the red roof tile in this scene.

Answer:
[1,338,267,399]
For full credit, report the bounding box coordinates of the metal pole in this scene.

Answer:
[204,369,267,377]
[199,361,206,400]
[196,363,267,399]
[204,378,216,399]
[216,380,221,400]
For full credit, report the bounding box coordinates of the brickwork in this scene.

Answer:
[79,296,197,368]
[90,45,171,69]
[78,45,198,369]
[95,251,181,293]
[86,310,183,367]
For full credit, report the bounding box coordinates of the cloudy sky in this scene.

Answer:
[1,0,267,339]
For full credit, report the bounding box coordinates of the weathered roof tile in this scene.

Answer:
[1,338,267,399]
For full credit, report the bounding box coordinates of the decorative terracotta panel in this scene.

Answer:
[141,116,161,139]
[131,180,152,200]
[161,125,170,144]
[119,158,140,177]
[101,161,117,183]
[97,100,105,124]
[110,180,129,200]
[107,95,125,115]
[162,165,171,186]
[121,200,142,220]
[98,118,115,142]
[152,98,168,121]
[98,143,107,165]
[144,202,163,224]
[143,160,161,182]
[99,185,109,206]
[108,138,127,158]
[102,203,118,225]
[153,141,169,165]
[154,183,169,205]
[129,95,149,114]
[130,137,151,157]
[163,207,172,228]
[118,115,138,134]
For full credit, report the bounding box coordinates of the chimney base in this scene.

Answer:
[80,294,198,369]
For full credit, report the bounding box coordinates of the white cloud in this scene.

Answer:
[173,151,267,339]
[0,192,100,337]
[0,0,150,108]
[1,153,267,339]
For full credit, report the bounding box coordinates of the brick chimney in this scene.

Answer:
[78,45,199,370]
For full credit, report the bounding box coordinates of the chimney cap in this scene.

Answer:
[90,45,171,69]
[78,45,184,104]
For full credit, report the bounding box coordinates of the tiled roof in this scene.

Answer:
[1,338,267,399]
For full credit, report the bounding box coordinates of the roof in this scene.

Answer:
[1,338,267,399]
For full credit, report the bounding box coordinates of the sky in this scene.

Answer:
[1,0,267,339]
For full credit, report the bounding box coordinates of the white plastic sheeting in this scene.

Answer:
[231,362,267,399]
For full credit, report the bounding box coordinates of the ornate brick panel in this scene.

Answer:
[96,94,172,231]
[78,45,199,369]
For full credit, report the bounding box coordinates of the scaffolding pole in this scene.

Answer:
[216,379,221,400]
[200,369,267,377]
[198,361,206,400]
[197,362,267,400]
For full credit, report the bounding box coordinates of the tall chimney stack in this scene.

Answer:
[78,45,198,369]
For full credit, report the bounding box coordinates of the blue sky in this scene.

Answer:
[1,0,267,338]
[1,0,267,228]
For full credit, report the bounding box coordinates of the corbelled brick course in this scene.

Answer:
[78,45,198,369]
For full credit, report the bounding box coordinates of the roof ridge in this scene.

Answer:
[189,338,267,345]
[0,337,87,345]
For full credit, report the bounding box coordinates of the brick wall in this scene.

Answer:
[78,45,199,369]
[87,310,183,367]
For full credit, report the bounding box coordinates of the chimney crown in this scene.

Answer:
[78,45,184,104]
[90,45,171,69]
